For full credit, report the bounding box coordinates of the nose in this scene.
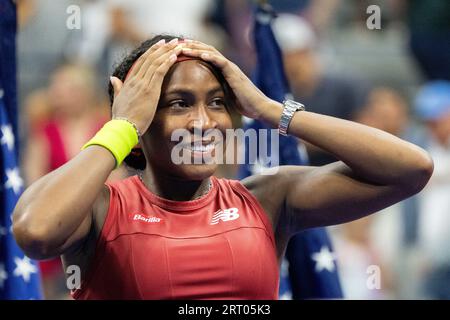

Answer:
[187,105,218,133]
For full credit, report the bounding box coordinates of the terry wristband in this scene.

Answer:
[81,119,139,168]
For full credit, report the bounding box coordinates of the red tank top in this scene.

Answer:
[72,175,279,300]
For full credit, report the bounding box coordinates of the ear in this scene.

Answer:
[124,145,147,171]
[130,145,143,157]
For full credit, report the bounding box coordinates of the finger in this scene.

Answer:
[135,38,180,79]
[143,45,184,84]
[110,76,123,98]
[148,52,180,89]
[124,39,166,82]
[181,40,220,54]
[181,48,228,68]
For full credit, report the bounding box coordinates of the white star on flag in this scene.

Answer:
[250,158,279,176]
[0,263,8,289]
[5,167,23,194]
[250,159,269,175]
[13,256,37,283]
[280,258,290,278]
[0,225,8,236]
[1,124,15,151]
[279,291,293,300]
[311,246,336,273]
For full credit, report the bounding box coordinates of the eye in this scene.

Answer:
[169,100,189,109]
[209,98,226,109]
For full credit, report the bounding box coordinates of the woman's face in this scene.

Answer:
[48,67,94,116]
[142,59,233,180]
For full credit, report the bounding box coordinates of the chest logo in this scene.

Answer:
[210,208,239,225]
[133,213,162,223]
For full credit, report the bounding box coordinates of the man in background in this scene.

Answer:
[272,14,371,166]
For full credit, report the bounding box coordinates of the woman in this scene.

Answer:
[13,35,433,299]
[23,64,110,299]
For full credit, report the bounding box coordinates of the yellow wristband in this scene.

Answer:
[81,119,139,168]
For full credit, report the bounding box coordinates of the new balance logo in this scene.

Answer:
[210,208,239,225]
[133,213,162,223]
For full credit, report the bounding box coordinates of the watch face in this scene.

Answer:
[285,100,305,111]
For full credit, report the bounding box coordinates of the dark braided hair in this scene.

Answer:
[108,34,235,170]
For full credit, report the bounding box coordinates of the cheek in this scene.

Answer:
[146,119,174,151]
[217,112,233,130]
[149,111,179,136]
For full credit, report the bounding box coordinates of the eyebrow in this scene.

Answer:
[163,86,224,97]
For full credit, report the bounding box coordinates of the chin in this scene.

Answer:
[170,163,218,181]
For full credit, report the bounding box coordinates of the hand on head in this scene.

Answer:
[180,40,272,120]
[110,38,184,134]
[110,37,273,138]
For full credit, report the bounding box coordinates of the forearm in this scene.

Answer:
[13,146,115,248]
[259,100,433,187]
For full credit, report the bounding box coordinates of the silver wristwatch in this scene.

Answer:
[278,99,305,136]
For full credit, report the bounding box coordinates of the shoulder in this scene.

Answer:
[238,166,314,225]
[240,165,313,192]
[105,175,138,193]
[92,175,137,235]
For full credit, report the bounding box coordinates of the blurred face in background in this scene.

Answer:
[47,65,96,117]
[426,112,450,146]
[355,88,409,137]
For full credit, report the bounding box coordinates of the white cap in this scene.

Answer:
[272,14,316,52]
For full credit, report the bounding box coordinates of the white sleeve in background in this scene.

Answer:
[76,1,111,65]
[417,141,450,266]
[104,0,214,40]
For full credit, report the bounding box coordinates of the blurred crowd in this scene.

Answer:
[16,0,450,299]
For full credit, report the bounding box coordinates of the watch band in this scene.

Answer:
[278,100,305,136]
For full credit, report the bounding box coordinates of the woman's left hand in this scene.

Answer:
[181,41,272,120]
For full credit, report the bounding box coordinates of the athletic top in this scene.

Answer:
[72,175,279,299]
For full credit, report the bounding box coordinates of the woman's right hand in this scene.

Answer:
[110,38,183,134]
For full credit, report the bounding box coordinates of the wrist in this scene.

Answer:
[112,116,142,137]
[257,99,283,126]
[81,119,139,168]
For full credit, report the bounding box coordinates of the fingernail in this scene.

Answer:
[156,39,165,46]
[109,76,114,84]
[169,38,178,45]
[169,54,177,62]
[201,53,210,59]
[184,39,193,43]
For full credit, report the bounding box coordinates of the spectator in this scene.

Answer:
[335,87,413,299]
[414,81,450,298]
[272,13,371,166]
[22,64,126,299]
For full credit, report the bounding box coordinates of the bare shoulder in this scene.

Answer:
[240,165,314,195]
[61,185,110,281]
[240,165,313,225]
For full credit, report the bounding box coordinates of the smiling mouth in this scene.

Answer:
[182,142,217,153]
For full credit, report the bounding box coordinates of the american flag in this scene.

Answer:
[0,0,42,299]
[237,4,343,299]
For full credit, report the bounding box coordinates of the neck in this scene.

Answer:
[140,167,212,201]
